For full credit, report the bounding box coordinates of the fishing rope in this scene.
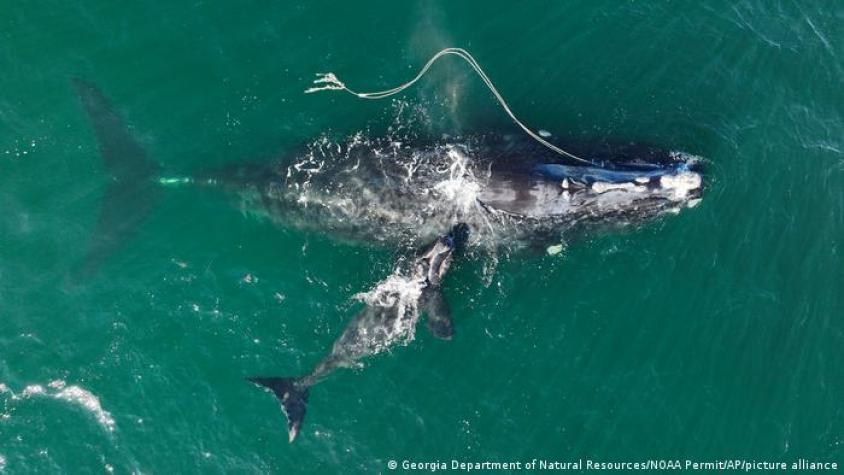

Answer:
[305,47,595,166]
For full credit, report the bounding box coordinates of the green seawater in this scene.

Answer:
[1,2,842,473]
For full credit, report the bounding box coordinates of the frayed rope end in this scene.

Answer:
[304,72,346,94]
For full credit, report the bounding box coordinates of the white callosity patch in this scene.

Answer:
[663,151,704,202]
[0,380,116,433]
[660,171,702,200]
[591,181,647,194]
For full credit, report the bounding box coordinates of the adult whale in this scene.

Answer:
[202,133,703,253]
[72,79,703,443]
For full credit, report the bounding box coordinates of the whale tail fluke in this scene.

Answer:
[248,377,310,443]
[71,78,161,280]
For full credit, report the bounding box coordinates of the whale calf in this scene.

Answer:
[73,80,703,443]
[249,223,468,442]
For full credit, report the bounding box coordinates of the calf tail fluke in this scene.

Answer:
[247,377,310,443]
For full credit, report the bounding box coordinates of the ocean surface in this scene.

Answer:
[1,1,842,473]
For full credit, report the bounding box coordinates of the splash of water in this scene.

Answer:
[431,146,481,213]
[0,380,116,433]
[353,269,427,351]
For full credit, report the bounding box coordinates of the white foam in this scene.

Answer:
[3,380,115,433]
[354,272,426,350]
[356,274,424,312]
[432,147,481,213]
[668,150,703,163]
[54,385,116,432]
[22,385,45,397]
[0,454,6,471]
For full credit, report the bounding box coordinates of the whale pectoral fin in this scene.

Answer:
[423,289,454,340]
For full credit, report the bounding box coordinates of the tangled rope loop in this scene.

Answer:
[304,47,594,166]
